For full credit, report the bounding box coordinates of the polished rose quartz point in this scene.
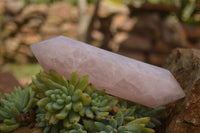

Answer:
[31,36,185,108]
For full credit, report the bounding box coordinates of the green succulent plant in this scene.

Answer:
[31,70,118,132]
[0,85,36,132]
[31,70,165,133]
[0,70,164,133]
[116,99,165,128]
[83,111,155,133]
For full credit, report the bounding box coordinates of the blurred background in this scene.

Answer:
[0,0,199,87]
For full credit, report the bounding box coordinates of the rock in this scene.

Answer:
[0,1,5,14]
[120,35,152,51]
[40,23,60,34]
[0,59,4,66]
[98,0,129,18]
[42,34,62,40]
[111,14,136,32]
[47,2,73,25]
[25,34,42,45]
[132,13,161,39]
[5,0,24,14]
[0,72,20,95]
[15,53,28,64]
[111,32,129,52]
[93,20,101,30]
[111,13,128,32]
[196,41,200,49]
[0,42,5,59]
[2,14,14,24]
[20,24,38,33]
[108,41,119,52]
[67,6,78,22]
[16,4,47,23]
[60,22,77,35]
[182,24,200,41]
[0,45,4,64]
[31,36,185,108]
[18,45,34,57]
[0,15,2,29]
[0,57,4,65]
[19,33,42,45]
[91,30,104,41]
[153,40,172,54]
[119,18,137,32]
[1,21,18,38]
[26,17,44,28]
[114,32,129,44]
[148,53,168,66]
[118,51,146,62]
[46,16,63,26]
[163,48,200,133]
[162,16,189,48]
[4,22,18,34]
[4,38,20,54]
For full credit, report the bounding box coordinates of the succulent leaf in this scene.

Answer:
[94,122,106,131]
[109,118,118,128]
[126,117,150,126]
[55,107,69,120]
[81,93,91,105]
[69,111,80,124]
[37,97,51,108]
[70,71,78,86]
[0,123,20,133]
[115,111,124,126]
[75,75,89,91]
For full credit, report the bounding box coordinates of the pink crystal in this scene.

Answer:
[31,36,185,108]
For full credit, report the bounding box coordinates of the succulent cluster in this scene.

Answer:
[82,114,153,133]
[116,100,165,129]
[31,71,118,132]
[0,70,165,133]
[0,85,36,132]
[31,70,165,133]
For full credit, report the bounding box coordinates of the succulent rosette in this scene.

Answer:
[0,85,36,132]
[31,70,117,132]
[31,70,164,133]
